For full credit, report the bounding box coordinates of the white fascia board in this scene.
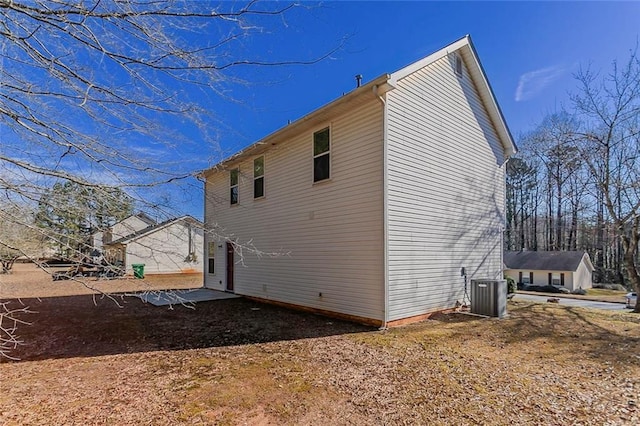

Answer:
[582,252,595,272]
[388,35,471,86]
[201,74,390,178]
[464,37,518,158]
[389,34,517,160]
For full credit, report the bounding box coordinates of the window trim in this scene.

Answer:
[207,241,215,275]
[312,126,331,184]
[229,167,239,206]
[454,54,463,77]
[253,155,265,199]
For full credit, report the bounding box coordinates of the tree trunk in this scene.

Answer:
[595,193,605,283]
[620,218,640,313]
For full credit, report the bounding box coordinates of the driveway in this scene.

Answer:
[514,293,631,311]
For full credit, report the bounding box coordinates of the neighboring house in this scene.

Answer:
[104,212,157,246]
[104,216,203,275]
[89,212,157,253]
[504,251,594,292]
[202,35,516,326]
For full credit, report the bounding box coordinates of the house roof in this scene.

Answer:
[90,212,156,237]
[201,34,516,178]
[504,251,594,272]
[111,212,156,229]
[107,215,202,245]
[129,212,157,227]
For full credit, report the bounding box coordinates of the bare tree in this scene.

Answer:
[505,156,538,251]
[572,49,640,312]
[519,113,584,252]
[1,0,330,204]
[0,0,338,357]
[0,203,47,272]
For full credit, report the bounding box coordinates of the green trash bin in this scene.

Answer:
[132,264,145,279]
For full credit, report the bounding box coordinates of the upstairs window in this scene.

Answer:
[230,168,239,205]
[313,127,330,182]
[254,156,264,198]
[455,54,463,77]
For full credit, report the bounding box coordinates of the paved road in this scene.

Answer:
[514,293,631,311]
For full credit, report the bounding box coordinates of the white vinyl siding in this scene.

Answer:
[204,100,385,320]
[108,216,153,243]
[124,221,204,274]
[385,54,505,321]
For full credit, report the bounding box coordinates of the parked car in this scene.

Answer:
[626,292,637,309]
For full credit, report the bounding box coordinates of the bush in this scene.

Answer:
[572,288,587,295]
[505,276,516,294]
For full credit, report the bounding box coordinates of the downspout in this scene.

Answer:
[374,84,390,329]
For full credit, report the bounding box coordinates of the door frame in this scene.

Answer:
[226,242,234,292]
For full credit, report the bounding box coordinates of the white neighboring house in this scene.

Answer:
[90,212,157,254]
[504,251,594,292]
[202,35,516,326]
[104,216,203,275]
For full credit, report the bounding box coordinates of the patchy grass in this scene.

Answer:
[519,287,628,303]
[587,288,628,298]
[0,262,201,299]
[1,273,639,424]
[0,268,640,425]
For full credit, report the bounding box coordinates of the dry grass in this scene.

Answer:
[0,262,201,299]
[587,288,629,299]
[1,265,639,425]
[519,288,628,304]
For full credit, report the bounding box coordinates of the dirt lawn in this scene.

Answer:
[1,264,640,425]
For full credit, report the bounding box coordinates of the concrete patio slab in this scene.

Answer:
[136,288,240,306]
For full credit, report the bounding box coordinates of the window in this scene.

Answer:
[455,54,463,77]
[230,168,239,205]
[552,273,561,286]
[207,242,215,274]
[254,156,264,198]
[313,127,330,182]
[521,272,530,285]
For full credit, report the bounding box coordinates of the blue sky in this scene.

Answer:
[164,1,638,218]
[206,1,639,161]
[8,1,636,220]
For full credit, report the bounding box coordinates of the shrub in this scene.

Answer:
[572,288,587,295]
[505,276,516,294]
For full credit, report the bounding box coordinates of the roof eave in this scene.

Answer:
[107,215,202,245]
[200,74,391,178]
[465,35,517,158]
[389,34,517,160]
[582,252,595,272]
